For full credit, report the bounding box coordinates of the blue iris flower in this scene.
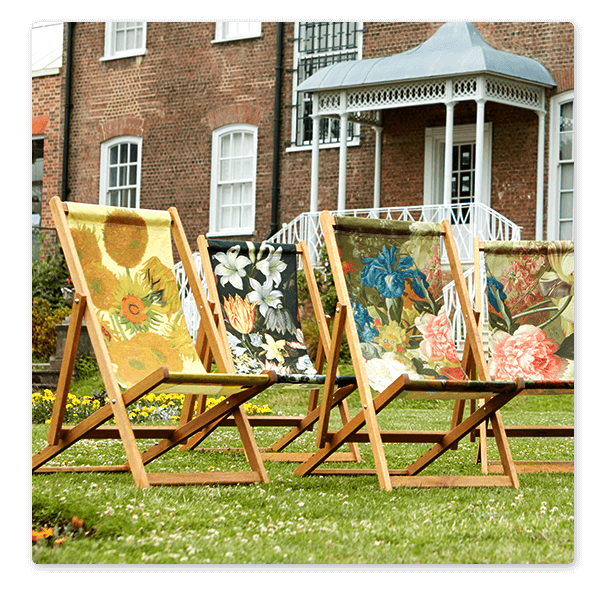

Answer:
[360,245,429,300]
[486,274,507,312]
[352,299,377,343]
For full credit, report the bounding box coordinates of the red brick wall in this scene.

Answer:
[65,21,279,245]
[61,21,574,246]
[32,72,63,227]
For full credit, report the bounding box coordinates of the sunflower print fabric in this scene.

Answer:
[483,240,574,382]
[334,217,466,392]
[66,203,205,388]
[207,240,316,377]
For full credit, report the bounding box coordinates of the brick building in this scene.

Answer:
[32,21,575,255]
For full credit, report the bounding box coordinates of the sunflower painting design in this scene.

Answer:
[208,240,316,376]
[335,219,465,392]
[67,204,202,389]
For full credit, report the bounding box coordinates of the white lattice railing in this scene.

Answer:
[268,201,521,265]
[175,202,520,347]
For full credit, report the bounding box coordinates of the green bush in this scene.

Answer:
[32,298,71,362]
[32,231,70,308]
[297,246,350,363]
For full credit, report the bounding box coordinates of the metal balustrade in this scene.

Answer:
[175,201,520,347]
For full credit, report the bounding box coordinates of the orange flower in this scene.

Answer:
[223,295,257,334]
[121,295,148,324]
[32,526,54,542]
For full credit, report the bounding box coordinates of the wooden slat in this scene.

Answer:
[474,426,574,438]
[487,462,574,474]
[146,471,262,485]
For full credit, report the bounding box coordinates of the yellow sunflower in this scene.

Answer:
[70,224,102,266]
[103,209,149,269]
[109,332,184,387]
[81,262,120,311]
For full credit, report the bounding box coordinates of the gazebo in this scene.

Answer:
[298,21,556,239]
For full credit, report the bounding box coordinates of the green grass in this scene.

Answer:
[31,371,574,565]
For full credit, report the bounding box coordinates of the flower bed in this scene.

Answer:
[32,389,271,425]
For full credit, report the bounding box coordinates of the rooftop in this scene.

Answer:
[298,22,556,93]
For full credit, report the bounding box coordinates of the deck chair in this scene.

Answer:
[294,211,526,491]
[466,238,574,474]
[32,197,278,488]
[178,236,361,463]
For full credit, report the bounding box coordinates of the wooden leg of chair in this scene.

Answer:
[479,399,489,473]
[47,294,86,446]
[110,394,150,488]
[489,411,518,487]
[449,399,465,451]
[337,399,361,462]
[233,407,269,483]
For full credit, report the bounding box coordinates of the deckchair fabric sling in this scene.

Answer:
[183,236,360,462]
[294,212,523,491]
[468,238,574,474]
[32,198,275,488]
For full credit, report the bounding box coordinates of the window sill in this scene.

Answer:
[206,229,255,238]
[212,34,262,44]
[100,50,147,62]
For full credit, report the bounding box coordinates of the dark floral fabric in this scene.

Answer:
[207,240,316,376]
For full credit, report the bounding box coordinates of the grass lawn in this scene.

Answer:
[31,370,575,565]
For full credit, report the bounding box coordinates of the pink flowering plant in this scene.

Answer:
[484,241,574,381]
[336,218,465,392]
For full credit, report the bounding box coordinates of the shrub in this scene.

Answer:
[32,231,70,308]
[297,246,350,363]
[32,298,71,362]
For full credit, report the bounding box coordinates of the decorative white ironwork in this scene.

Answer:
[268,202,521,264]
[175,203,520,349]
[485,76,544,110]
[312,74,545,121]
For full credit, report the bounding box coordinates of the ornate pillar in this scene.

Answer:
[310,115,321,213]
[372,125,383,209]
[535,110,546,240]
[338,112,349,212]
[444,101,457,207]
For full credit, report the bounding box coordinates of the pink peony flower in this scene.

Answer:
[489,325,566,381]
[415,309,460,364]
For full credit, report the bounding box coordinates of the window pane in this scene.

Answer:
[243,133,253,156]
[130,143,138,163]
[232,132,243,156]
[110,145,119,165]
[560,132,573,161]
[560,163,574,190]
[129,164,137,185]
[120,143,128,163]
[560,192,573,219]
[220,157,230,182]
[242,157,253,179]
[221,134,231,158]
[559,220,573,240]
[560,101,573,132]
[109,166,118,187]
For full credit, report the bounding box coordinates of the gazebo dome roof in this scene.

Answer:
[298,22,556,93]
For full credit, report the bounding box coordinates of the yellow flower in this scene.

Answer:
[375,321,408,354]
[260,334,287,363]
[103,209,149,269]
[223,294,257,334]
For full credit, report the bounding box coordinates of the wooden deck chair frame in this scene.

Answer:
[177,235,361,463]
[294,211,525,491]
[32,198,278,488]
[460,237,574,475]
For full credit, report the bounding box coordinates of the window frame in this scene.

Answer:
[289,21,363,151]
[99,136,143,209]
[32,135,44,226]
[101,22,147,61]
[208,124,258,237]
[213,21,262,43]
[547,90,575,241]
